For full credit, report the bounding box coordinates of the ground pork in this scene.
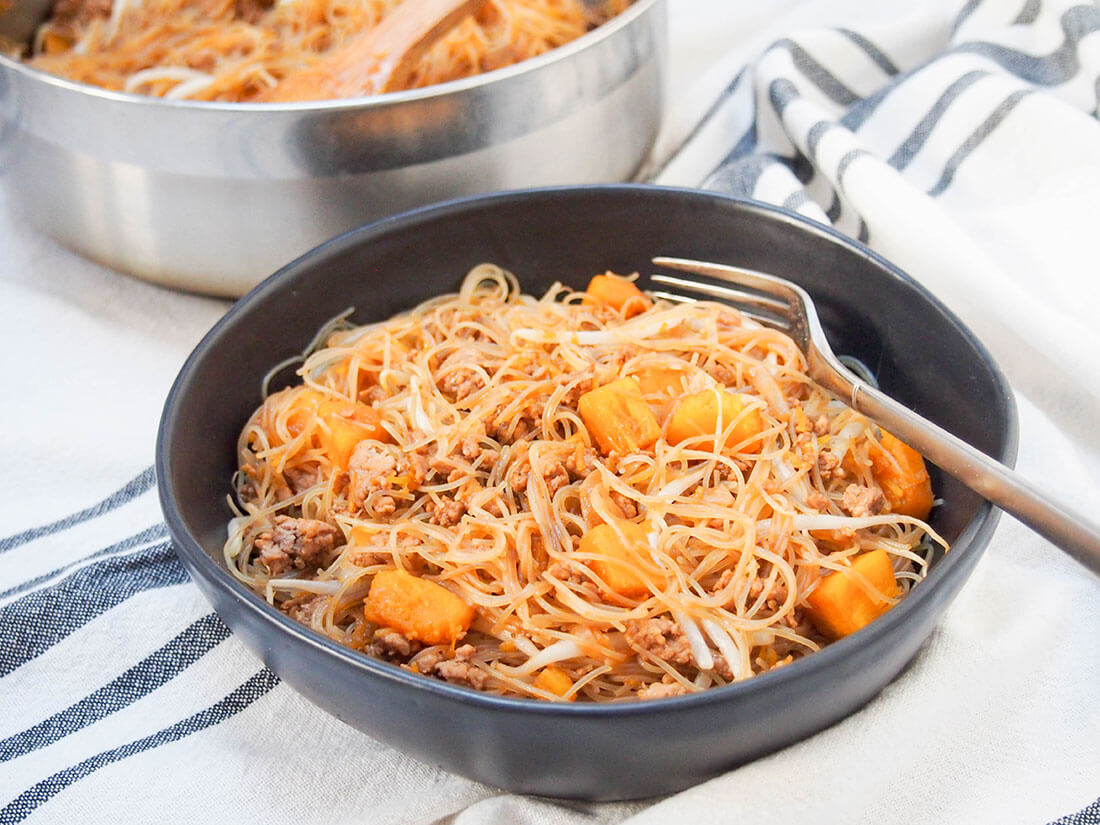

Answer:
[840,483,885,518]
[564,446,599,479]
[543,462,570,495]
[284,463,322,494]
[510,449,575,499]
[546,560,597,593]
[711,655,735,681]
[406,452,429,489]
[712,568,735,595]
[806,489,830,512]
[282,593,328,625]
[434,660,490,689]
[234,0,272,23]
[509,461,530,494]
[429,497,466,526]
[423,432,500,484]
[410,648,446,674]
[253,516,341,575]
[748,576,789,605]
[459,435,500,466]
[623,617,695,667]
[637,680,690,699]
[609,490,638,519]
[706,361,737,386]
[412,644,488,689]
[360,385,387,405]
[485,400,545,444]
[438,368,484,402]
[369,629,419,663]
[347,442,398,508]
[817,450,844,481]
[47,0,111,29]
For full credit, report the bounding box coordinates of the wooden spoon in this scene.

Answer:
[259,0,488,103]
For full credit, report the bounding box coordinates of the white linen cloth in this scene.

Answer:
[1,0,1098,822]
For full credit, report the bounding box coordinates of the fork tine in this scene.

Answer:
[650,273,791,314]
[651,255,829,360]
[653,256,799,299]
[649,288,793,330]
[648,290,694,304]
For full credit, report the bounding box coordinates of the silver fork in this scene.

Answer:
[651,255,1100,578]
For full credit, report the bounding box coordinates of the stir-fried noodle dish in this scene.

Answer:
[226,266,944,702]
[15,0,629,101]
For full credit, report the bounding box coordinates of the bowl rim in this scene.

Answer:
[0,0,661,112]
[156,182,1017,717]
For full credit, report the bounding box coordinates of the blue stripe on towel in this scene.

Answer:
[1014,0,1041,26]
[927,87,1032,195]
[0,613,230,763]
[0,542,189,677]
[0,668,280,823]
[645,68,749,182]
[0,523,169,602]
[888,70,989,170]
[836,149,872,189]
[1046,795,1100,825]
[771,39,861,106]
[952,0,983,36]
[955,5,1100,86]
[837,29,901,76]
[0,467,156,555]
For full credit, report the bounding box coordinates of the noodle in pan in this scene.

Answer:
[225,265,945,701]
[21,0,629,101]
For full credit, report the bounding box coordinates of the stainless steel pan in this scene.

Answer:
[0,0,665,296]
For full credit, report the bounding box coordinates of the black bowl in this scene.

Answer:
[156,185,1016,800]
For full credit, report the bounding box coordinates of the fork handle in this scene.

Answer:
[841,380,1100,577]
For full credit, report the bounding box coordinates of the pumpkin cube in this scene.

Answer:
[535,666,575,700]
[584,272,651,317]
[868,431,934,519]
[666,389,765,453]
[805,549,900,639]
[578,378,661,455]
[365,569,475,646]
[579,521,653,598]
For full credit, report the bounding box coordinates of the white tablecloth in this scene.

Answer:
[2,0,1098,822]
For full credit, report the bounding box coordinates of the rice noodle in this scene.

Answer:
[512,639,586,675]
[25,0,632,102]
[702,618,747,681]
[671,609,714,672]
[223,263,946,701]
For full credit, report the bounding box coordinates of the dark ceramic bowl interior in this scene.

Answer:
[157,185,1016,800]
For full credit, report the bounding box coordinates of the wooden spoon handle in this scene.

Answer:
[260,0,487,102]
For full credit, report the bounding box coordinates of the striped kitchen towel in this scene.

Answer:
[1,0,1098,822]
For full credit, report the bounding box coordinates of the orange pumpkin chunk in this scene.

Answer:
[317,398,389,469]
[578,378,661,455]
[631,365,687,421]
[267,387,325,443]
[805,549,900,639]
[809,528,859,550]
[584,273,651,317]
[364,569,475,646]
[868,431,934,519]
[535,666,575,700]
[632,365,686,398]
[666,389,765,453]
[579,521,653,598]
